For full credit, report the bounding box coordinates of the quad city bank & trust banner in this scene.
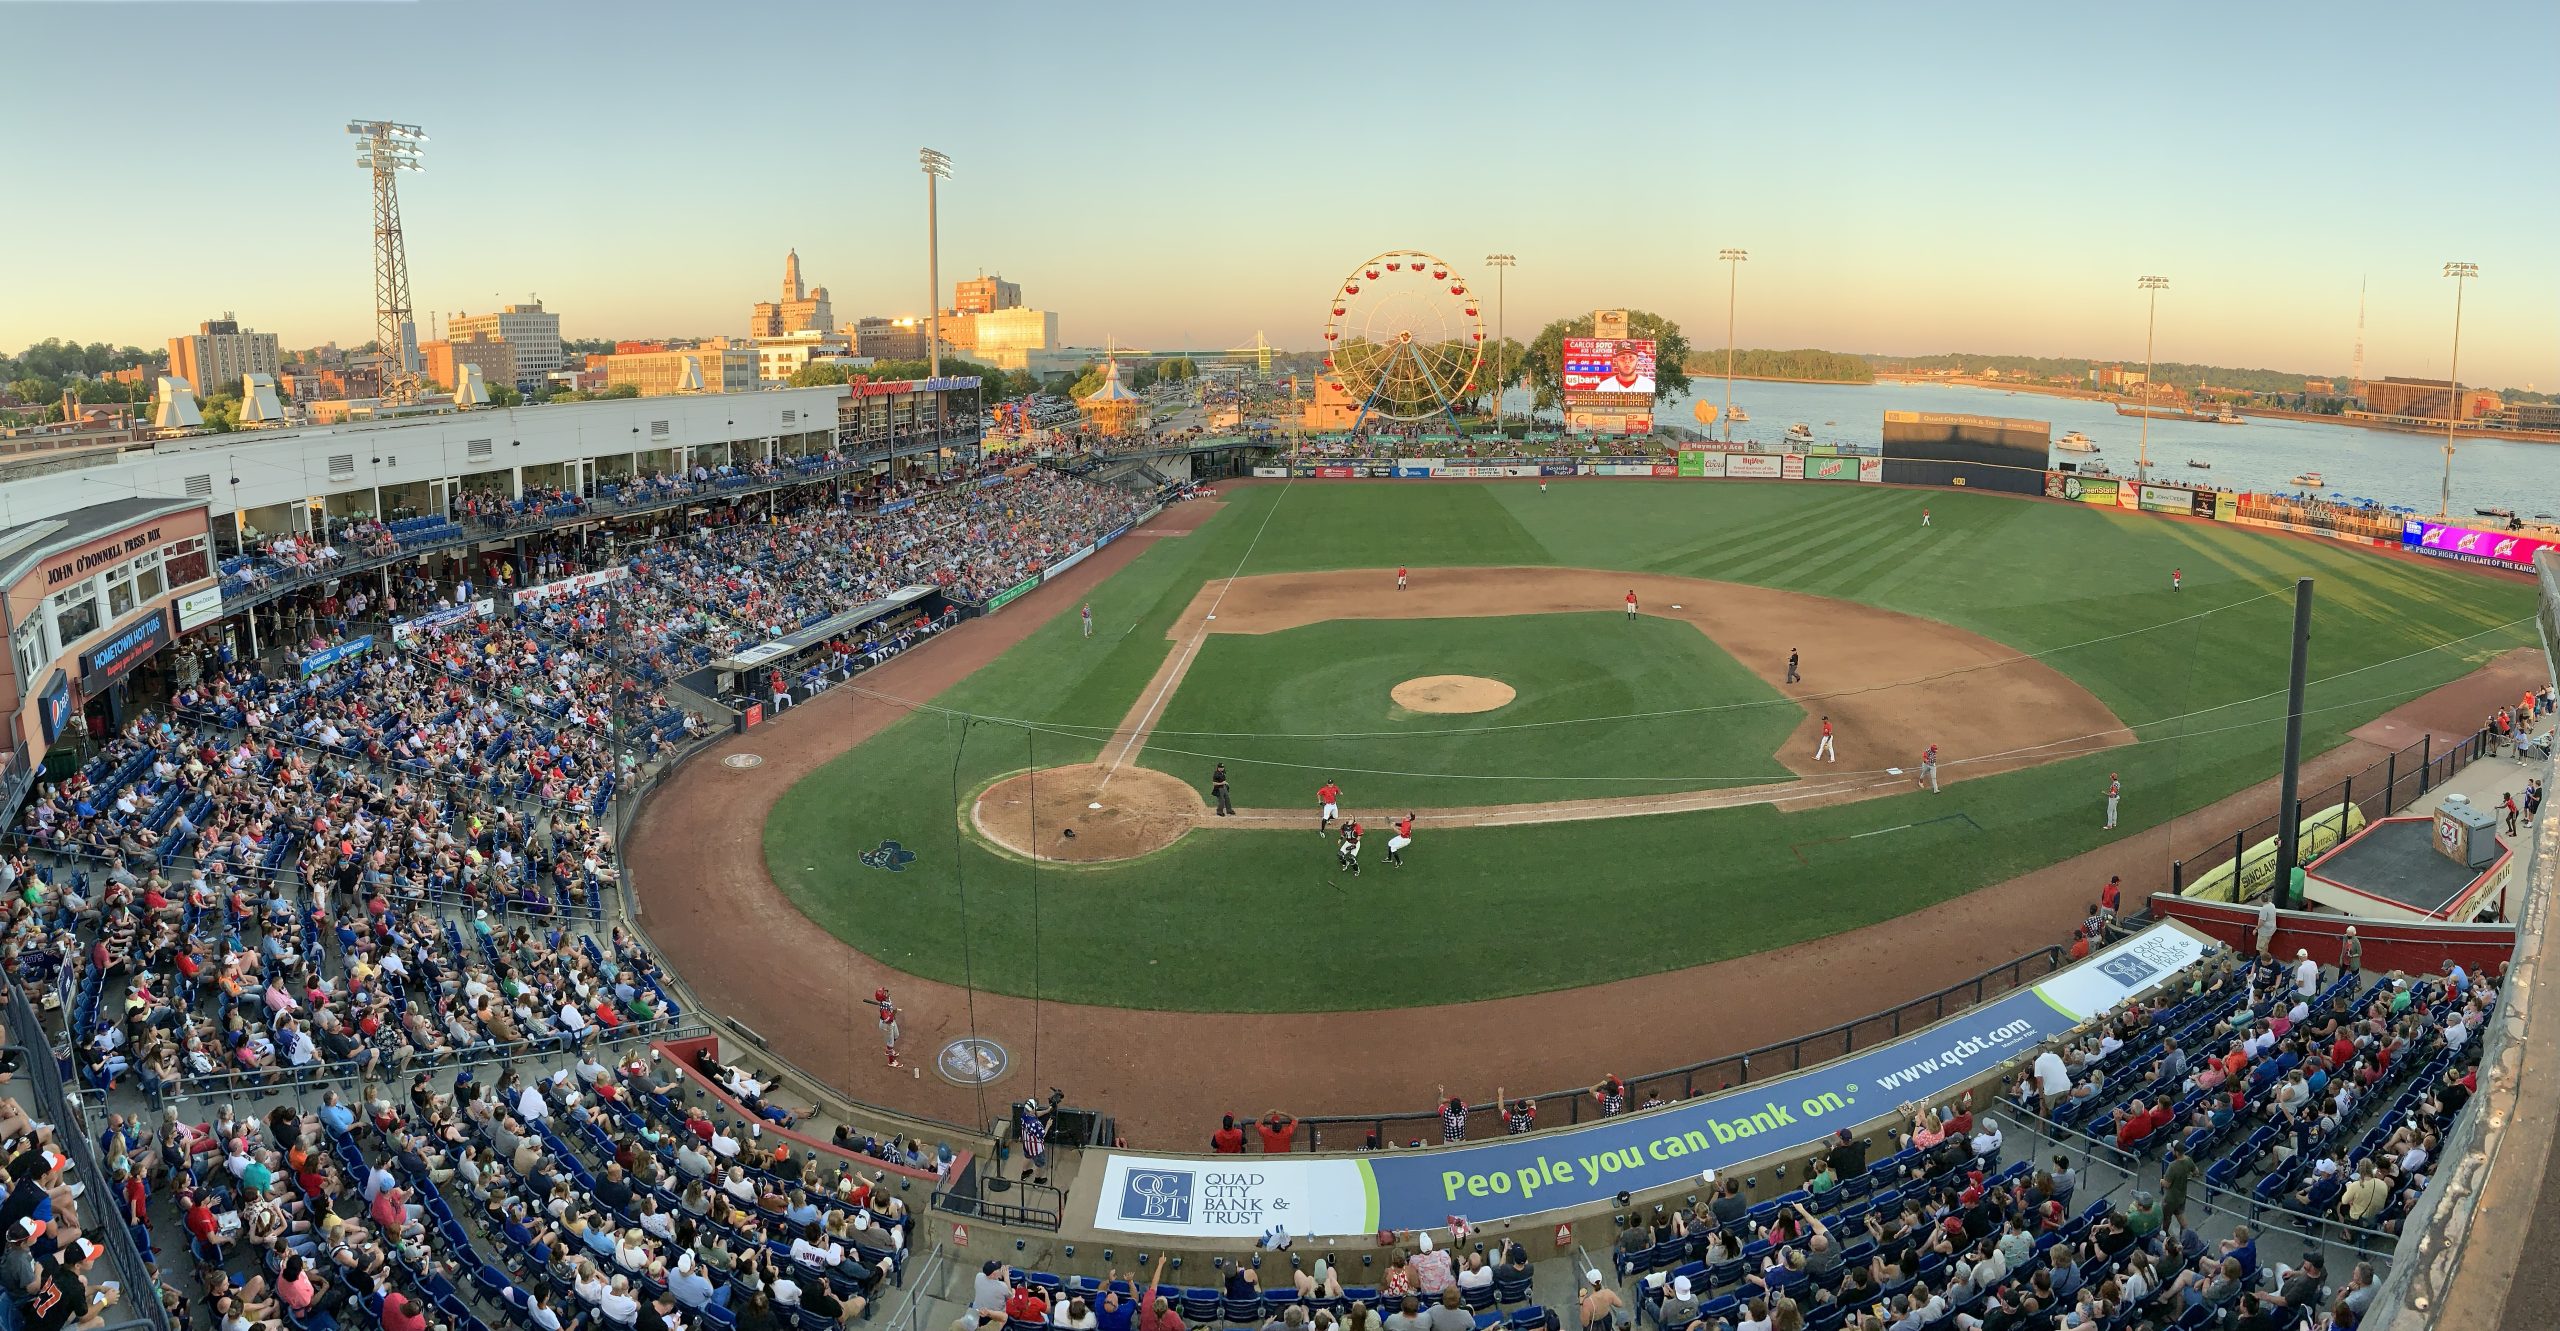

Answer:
[1089,924,2211,1239]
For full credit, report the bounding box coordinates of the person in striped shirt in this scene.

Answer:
[1434,1086,1467,1143]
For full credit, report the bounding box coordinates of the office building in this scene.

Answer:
[968,308,1059,363]
[953,274,1022,315]
[602,341,757,396]
[446,302,563,384]
[2359,376,2500,422]
[752,249,835,337]
[421,334,519,395]
[853,317,930,361]
[749,330,859,383]
[166,316,281,400]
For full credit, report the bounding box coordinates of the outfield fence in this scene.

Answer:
[1291,946,2067,1151]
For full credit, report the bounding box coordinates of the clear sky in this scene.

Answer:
[2,0,2552,387]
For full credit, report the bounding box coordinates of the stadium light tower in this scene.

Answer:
[2439,261,2478,521]
[2136,275,2169,484]
[348,120,426,402]
[920,148,952,379]
[1719,249,1747,443]
[1484,254,1515,425]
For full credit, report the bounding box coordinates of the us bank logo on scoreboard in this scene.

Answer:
[1119,1169,1194,1222]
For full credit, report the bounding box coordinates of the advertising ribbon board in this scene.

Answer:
[2053,474,2119,507]
[79,608,170,698]
[512,565,629,607]
[175,585,226,631]
[299,634,375,679]
[390,599,495,646]
[879,497,918,514]
[1315,467,1357,478]
[987,575,1042,612]
[37,670,72,745]
[1676,451,1710,478]
[1803,455,1859,481]
[1097,523,1131,550]
[1043,545,1096,583]
[1725,454,1781,479]
[1091,924,2211,1239]
[2138,484,2193,516]
[1252,467,1288,477]
[2401,519,2560,571]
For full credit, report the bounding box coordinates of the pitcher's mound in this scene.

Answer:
[972,764,1203,864]
[1393,675,1517,714]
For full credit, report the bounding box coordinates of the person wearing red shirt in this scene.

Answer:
[1255,1112,1298,1154]
[1136,1257,1181,1331]
[1317,783,1341,832]
[2099,875,2122,915]
[1210,1116,1245,1154]
[382,1290,428,1331]
[1005,1287,1050,1324]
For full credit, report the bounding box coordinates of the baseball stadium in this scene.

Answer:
[1,337,2554,1331]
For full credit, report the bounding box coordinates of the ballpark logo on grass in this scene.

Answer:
[859,840,917,872]
[1120,1169,1195,1222]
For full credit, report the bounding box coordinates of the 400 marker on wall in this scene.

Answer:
[1320,250,1485,429]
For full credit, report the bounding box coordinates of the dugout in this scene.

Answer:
[1880,410,2051,496]
[698,583,956,702]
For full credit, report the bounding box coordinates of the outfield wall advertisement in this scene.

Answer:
[1088,924,2212,1239]
[986,575,1042,612]
[2401,519,2560,572]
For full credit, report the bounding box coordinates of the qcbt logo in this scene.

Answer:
[2097,951,2163,989]
[1120,1169,1195,1222]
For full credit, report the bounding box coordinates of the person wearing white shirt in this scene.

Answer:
[2294,949,2320,997]
[721,1168,758,1204]
[2443,1016,2470,1051]
[1969,1118,2003,1159]
[770,1274,804,1309]
[2031,1050,2072,1113]
[710,1128,741,1159]
[598,1279,640,1327]
[791,1233,843,1270]
[559,1003,590,1037]
[519,1086,550,1122]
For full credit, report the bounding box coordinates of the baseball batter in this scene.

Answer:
[1815,716,1836,763]
[1317,780,1341,831]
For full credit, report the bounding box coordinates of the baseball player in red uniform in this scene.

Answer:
[1386,813,1415,867]
[1815,716,1836,763]
[1920,743,1940,793]
[2171,567,2182,591]
[1396,566,1408,591]
[1624,589,1639,621]
[868,988,902,1067]
[1317,781,1341,831]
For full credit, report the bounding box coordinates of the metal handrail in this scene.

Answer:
[3,997,176,1331]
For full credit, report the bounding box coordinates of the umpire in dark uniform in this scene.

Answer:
[1211,762,1234,816]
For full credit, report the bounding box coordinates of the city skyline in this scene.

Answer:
[2,0,2553,388]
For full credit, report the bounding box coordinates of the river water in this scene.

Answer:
[1505,378,2559,519]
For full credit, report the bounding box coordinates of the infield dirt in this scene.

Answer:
[626,492,2547,1146]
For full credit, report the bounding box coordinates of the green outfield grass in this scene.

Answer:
[1131,613,1799,809]
[762,481,2537,1011]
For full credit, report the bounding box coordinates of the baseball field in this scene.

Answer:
[756,480,2536,1012]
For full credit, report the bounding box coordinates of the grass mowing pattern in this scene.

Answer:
[764,482,2536,1011]
[1133,613,1799,809]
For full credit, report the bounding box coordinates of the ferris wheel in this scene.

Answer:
[1321,250,1485,425]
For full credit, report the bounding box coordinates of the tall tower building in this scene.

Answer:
[167,316,282,400]
[752,249,832,337]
